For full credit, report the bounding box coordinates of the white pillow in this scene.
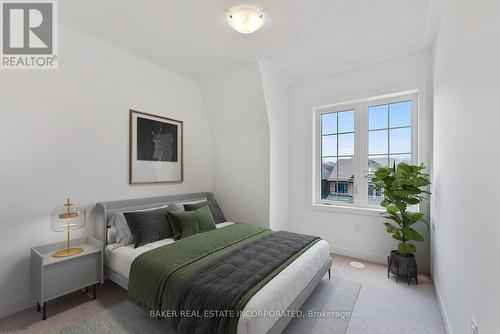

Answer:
[107,226,117,244]
[169,198,207,211]
[108,213,131,248]
[108,204,169,248]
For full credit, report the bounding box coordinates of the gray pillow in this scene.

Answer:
[183,198,226,224]
[108,204,169,248]
[124,208,172,248]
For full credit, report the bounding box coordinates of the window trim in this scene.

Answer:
[313,90,419,210]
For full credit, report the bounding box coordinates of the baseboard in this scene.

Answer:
[0,295,35,319]
[331,245,432,274]
[330,246,387,265]
[432,276,452,334]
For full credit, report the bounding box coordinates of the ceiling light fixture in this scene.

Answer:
[227,6,264,34]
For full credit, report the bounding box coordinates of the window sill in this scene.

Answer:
[311,203,386,217]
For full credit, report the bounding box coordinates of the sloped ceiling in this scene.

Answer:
[60,0,433,82]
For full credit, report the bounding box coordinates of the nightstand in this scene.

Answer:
[31,237,103,320]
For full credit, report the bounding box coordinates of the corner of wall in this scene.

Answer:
[200,61,290,230]
[258,61,290,231]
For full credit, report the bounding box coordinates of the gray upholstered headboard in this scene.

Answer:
[95,192,215,247]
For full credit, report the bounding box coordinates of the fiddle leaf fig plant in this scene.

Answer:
[370,163,431,255]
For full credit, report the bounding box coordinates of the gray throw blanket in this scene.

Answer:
[173,231,319,334]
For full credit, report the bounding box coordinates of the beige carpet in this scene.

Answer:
[0,282,126,334]
[54,277,360,334]
[0,255,446,334]
[334,255,446,334]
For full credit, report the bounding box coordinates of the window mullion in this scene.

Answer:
[336,113,339,202]
[354,103,367,207]
[353,107,359,206]
[412,95,419,165]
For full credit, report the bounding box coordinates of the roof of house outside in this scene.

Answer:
[322,164,332,179]
[322,158,388,181]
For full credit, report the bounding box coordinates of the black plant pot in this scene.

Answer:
[387,250,418,285]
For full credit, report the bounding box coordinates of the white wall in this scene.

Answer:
[288,50,433,272]
[259,62,289,231]
[201,61,289,231]
[432,0,500,333]
[0,25,213,317]
[201,63,271,228]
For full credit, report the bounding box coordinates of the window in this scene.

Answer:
[315,92,417,209]
[321,110,355,203]
[368,100,413,204]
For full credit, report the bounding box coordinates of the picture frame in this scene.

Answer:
[129,109,183,184]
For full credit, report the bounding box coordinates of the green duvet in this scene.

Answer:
[128,223,319,333]
[128,224,270,311]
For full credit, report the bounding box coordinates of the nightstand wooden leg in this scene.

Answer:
[85,286,89,293]
[42,303,47,320]
[36,302,41,312]
[92,284,96,300]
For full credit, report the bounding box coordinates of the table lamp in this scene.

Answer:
[50,198,86,257]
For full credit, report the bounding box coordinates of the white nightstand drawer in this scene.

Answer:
[44,253,100,300]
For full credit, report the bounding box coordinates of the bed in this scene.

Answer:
[96,192,331,334]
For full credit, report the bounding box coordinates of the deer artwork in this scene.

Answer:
[151,123,175,161]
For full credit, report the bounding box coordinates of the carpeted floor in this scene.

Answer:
[54,277,360,334]
[283,277,361,334]
[334,255,446,334]
[0,254,446,334]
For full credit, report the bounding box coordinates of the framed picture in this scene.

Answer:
[129,110,183,184]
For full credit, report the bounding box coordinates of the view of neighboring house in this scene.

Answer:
[321,158,386,202]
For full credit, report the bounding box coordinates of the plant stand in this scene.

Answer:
[387,250,418,285]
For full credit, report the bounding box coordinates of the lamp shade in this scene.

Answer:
[50,198,85,232]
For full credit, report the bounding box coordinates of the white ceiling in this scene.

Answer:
[61,0,433,82]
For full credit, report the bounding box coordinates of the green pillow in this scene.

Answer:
[167,205,216,240]
[167,211,198,240]
[196,205,217,233]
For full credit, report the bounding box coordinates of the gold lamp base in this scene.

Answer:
[52,247,84,258]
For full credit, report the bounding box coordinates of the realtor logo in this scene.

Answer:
[1,0,58,69]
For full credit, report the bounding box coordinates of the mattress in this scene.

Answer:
[105,223,331,334]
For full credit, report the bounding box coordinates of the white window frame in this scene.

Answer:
[312,90,419,213]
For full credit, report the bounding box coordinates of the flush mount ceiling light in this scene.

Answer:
[227,6,264,34]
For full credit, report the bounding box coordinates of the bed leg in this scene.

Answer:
[328,268,331,280]
[42,303,47,320]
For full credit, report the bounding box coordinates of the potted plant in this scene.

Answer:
[370,162,431,284]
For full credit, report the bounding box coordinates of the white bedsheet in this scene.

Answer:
[104,223,330,334]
